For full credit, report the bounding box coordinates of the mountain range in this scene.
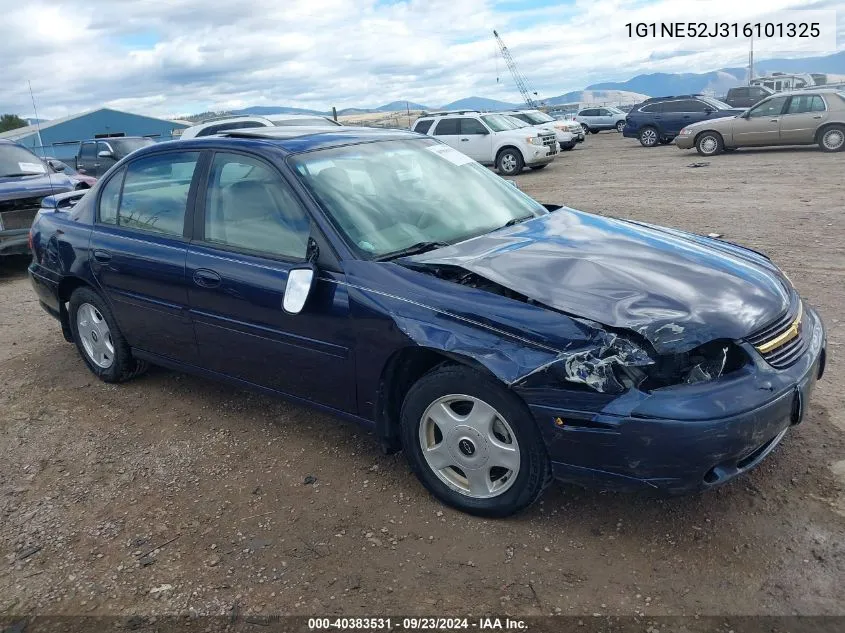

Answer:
[219,50,843,117]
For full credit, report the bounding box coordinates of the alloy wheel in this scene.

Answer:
[418,394,520,499]
[640,128,657,146]
[822,128,844,151]
[699,135,719,155]
[76,302,115,369]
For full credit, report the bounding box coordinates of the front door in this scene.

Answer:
[186,151,356,412]
[457,118,493,162]
[780,94,828,144]
[95,141,119,178]
[89,150,203,364]
[733,96,788,145]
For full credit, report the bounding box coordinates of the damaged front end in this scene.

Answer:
[406,261,749,396]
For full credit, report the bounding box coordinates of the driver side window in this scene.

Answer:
[748,96,788,118]
[203,153,310,260]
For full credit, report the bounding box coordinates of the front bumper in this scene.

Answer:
[675,134,696,149]
[524,145,555,166]
[0,229,30,256]
[525,306,826,494]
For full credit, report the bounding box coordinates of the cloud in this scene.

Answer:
[0,0,841,119]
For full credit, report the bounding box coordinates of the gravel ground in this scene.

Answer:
[1,133,843,618]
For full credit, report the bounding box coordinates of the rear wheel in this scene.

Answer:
[496,148,524,176]
[69,287,147,383]
[819,125,845,152]
[639,126,658,147]
[695,131,724,156]
[616,120,625,132]
[400,365,551,517]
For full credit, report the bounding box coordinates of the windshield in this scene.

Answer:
[523,111,554,124]
[0,143,47,177]
[700,97,733,110]
[503,115,530,128]
[274,117,341,127]
[481,114,520,132]
[606,106,624,114]
[290,139,547,259]
[110,138,155,156]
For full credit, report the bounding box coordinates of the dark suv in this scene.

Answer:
[623,95,743,147]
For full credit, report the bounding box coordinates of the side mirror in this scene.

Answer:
[97,150,114,159]
[283,265,316,314]
[704,107,714,114]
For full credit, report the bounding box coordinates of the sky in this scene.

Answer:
[1,0,843,119]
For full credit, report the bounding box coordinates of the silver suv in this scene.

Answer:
[574,106,628,134]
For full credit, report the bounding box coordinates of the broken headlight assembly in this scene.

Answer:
[630,339,750,392]
[520,336,749,395]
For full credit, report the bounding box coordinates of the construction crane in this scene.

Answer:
[493,29,539,108]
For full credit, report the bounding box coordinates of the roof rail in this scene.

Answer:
[197,114,262,124]
[423,110,481,117]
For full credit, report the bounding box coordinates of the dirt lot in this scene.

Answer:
[1,134,843,619]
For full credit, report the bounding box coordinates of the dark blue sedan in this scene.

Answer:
[27,127,826,516]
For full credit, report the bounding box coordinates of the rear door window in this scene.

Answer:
[433,119,460,135]
[459,118,488,135]
[106,152,201,236]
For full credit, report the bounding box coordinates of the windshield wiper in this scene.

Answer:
[376,241,449,261]
[501,215,534,228]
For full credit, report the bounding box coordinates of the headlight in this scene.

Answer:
[527,136,544,146]
[679,127,693,135]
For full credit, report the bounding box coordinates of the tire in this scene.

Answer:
[695,131,724,156]
[400,365,551,518]
[68,287,148,383]
[560,143,575,151]
[590,129,601,135]
[616,120,625,133]
[638,126,658,147]
[580,123,590,134]
[529,164,547,170]
[818,125,845,152]
[496,148,524,176]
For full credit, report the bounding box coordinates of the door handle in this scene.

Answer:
[460,138,469,141]
[812,115,823,119]
[193,268,221,288]
[92,249,112,263]
[770,119,779,123]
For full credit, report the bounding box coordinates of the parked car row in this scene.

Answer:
[26,125,826,516]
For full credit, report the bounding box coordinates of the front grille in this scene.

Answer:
[0,197,42,231]
[747,296,808,369]
[541,134,557,154]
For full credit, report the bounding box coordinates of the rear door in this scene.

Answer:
[431,118,462,151]
[89,149,204,364]
[733,96,789,145]
[186,150,356,412]
[780,94,827,144]
[457,118,493,162]
[77,142,97,174]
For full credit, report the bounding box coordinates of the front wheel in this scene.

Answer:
[695,131,724,156]
[69,287,148,383]
[496,148,524,176]
[580,123,590,134]
[616,120,625,132]
[400,365,551,517]
[819,125,845,152]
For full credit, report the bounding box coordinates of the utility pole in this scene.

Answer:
[747,36,754,85]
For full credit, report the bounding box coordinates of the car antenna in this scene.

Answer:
[28,80,56,197]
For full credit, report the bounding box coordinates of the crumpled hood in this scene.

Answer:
[0,173,74,201]
[409,208,791,353]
